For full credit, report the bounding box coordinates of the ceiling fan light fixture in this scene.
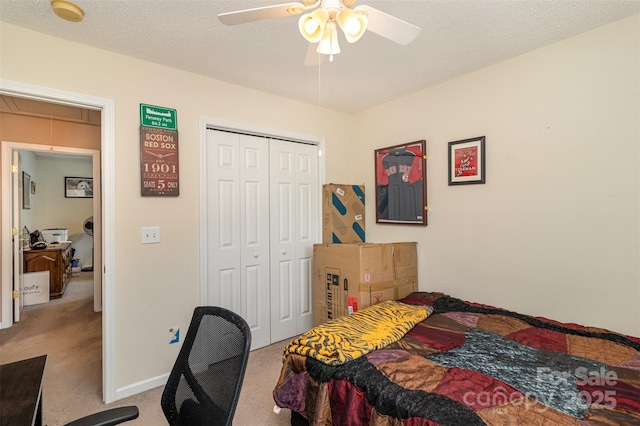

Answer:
[317,22,340,61]
[298,8,329,43]
[50,0,84,22]
[218,1,421,63]
[337,7,367,43]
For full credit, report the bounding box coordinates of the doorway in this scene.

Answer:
[0,79,117,403]
[8,147,99,311]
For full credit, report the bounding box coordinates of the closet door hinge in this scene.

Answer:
[11,164,18,173]
[12,228,18,236]
[12,290,19,299]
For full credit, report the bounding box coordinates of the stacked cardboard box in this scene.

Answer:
[313,242,418,326]
[322,184,365,243]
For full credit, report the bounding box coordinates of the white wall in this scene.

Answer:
[0,22,353,394]
[34,155,93,265]
[354,14,640,337]
[34,155,92,234]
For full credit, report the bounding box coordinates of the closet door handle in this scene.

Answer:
[253,253,259,258]
[281,250,287,255]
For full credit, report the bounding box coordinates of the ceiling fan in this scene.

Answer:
[218,0,421,62]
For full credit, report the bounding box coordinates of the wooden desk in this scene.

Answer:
[0,355,47,426]
[24,243,72,299]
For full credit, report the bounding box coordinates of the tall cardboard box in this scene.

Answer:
[313,242,417,325]
[322,184,365,243]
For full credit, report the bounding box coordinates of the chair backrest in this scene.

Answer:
[161,306,252,426]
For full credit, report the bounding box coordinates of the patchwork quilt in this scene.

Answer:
[273,292,640,425]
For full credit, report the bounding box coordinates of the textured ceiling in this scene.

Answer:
[0,0,638,114]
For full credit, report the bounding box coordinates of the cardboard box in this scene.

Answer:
[313,242,417,325]
[322,184,365,244]
[42,228,69,243]
[23,271,50,306]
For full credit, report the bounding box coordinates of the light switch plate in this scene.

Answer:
[141,226,160,244]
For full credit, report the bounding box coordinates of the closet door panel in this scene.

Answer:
[206,130,270,349]
[277,259,293,320]
[218,268,237,309]
[297,184,313,322]
[270,143,297,341]
[294,143,318,333]
[239,135,270,349]
[207,131,241,311]
[270,140,318,341]
[298,256,312,319]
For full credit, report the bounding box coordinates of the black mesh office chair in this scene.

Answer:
[65,306,251,426]
[161,306,252,425]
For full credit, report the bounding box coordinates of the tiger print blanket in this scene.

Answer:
[283,300,433,365]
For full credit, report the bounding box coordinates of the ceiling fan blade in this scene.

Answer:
[355,5,421,45]
[304,42,325,67]
[218,2,306,26]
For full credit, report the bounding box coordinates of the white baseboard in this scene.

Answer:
[116,372,169,401]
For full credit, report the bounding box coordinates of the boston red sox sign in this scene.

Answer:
[140,126,179,196]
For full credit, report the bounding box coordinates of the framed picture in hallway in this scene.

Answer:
[65,177,93,198]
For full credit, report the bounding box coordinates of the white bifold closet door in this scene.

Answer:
[268,139,317,343]
[205,129,318,349]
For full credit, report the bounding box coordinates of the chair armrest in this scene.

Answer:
[64,406,139,426]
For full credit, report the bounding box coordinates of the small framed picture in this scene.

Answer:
[448,136,486,185]
[23,172,31,209]
[65,177,93,198]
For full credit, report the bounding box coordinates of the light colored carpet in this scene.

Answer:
[0,273,294,425]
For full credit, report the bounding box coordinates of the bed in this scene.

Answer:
[273,292,640,425]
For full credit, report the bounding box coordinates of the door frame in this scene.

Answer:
[0,79,117,403]
[12,150,23,323]
[198,116,326,306]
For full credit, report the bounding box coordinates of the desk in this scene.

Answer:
[24,243,72,299]
[0,355,47,426]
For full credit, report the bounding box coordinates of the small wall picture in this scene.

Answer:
[65,177,93,198]
[23,172,31,209]
[448,136,486,185]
